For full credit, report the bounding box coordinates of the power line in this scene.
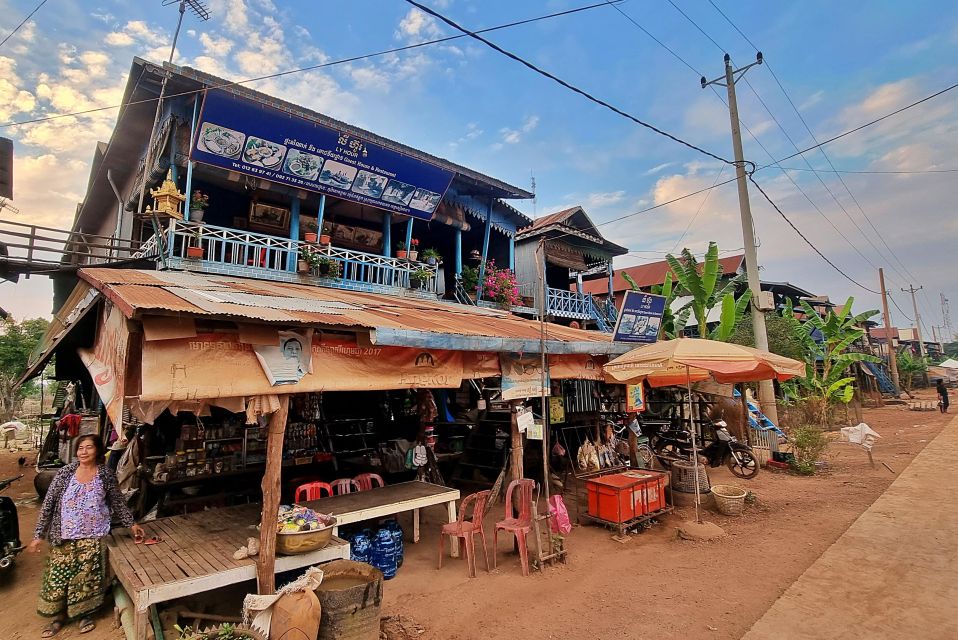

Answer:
[0,0,47,49]
[0,0,620,129]
[402,0,733,165]
[604,1,701,76]
[777,166,958,175]
[758,80,958,169]
[887,292,914,323]
[747,175,879,294]
[670,164,726,252]
[665,0,725,54]
[707,1,926,289]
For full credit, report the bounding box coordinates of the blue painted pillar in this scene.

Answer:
[404,218,414,254]
[608,263,615,308]
[454,228,462,275]
[288,197,301,271]
[508,235,515,271]
[476,198,493,300]
[316,194,326,235]
[383,213,392,257]
[183,96,200,221]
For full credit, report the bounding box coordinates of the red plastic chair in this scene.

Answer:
[439,490,491,578]
[247,247,267,268]
[353,473,385,492]
[494,479,535,576]
[331,478,360,495]
[294,481,332,502]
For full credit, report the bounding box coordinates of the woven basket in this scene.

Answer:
[670,460,711,493]
[711,484,747,516]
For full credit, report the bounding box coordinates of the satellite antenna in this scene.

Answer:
[0,198,19,215]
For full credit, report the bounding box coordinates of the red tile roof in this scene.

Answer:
[579,254,745,296]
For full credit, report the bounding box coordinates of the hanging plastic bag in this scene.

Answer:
[552,440,566,458]
[549,495,573,534]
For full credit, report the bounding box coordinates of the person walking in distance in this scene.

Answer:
[936,379,949,414]
[28,434,144,636]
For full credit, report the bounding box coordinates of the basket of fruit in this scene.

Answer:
[276,505,337,555]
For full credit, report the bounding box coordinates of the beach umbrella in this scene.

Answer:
[603,338,804,523]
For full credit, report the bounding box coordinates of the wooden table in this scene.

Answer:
[107,504,349,638]
[302,481,460,556]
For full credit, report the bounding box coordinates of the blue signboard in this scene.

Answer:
[190,91,455,220]
[612,291,667,343]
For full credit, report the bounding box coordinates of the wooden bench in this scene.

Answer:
[108,504,349,638]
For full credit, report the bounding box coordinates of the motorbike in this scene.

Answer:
[642,418,760,479]
[0,474,24,570]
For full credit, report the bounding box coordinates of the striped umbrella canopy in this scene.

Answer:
[603,338,805,387]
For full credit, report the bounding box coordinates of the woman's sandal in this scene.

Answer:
[40,620,63,637]
[78,618,95,634]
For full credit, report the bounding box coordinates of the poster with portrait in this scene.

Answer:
[253,329,314,386]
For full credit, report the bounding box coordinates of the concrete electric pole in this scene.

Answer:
[902,284,927,359]
[702,53,779,425]
[878,268,901,391]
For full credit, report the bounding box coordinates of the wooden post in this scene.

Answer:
[627,427,638,468]
[256,395,290,595]
[509,401,524,484]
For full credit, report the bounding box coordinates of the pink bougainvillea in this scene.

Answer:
[480,259,521,307]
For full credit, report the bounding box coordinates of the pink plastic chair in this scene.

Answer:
[353,473,385,492]
[331,478,360,495]
[494,479,535,577]
[294,481,332,502]
[439,490,491,578]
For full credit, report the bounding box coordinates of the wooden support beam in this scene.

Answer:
[509,401,524,484]
[256,395,290,595]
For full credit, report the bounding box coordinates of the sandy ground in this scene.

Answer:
[0,391,950,640]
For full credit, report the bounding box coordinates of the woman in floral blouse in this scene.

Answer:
[29,434,144,637]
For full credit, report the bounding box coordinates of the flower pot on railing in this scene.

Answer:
[186,246,204,259]
[297,259,309,273]
[426,257,437,266]
[396,250,408,260]
[189,209,205,223]
[407,250,418,261]
[319,234,331,245]
[304,232,318,243]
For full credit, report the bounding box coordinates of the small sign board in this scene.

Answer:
[612,291,667,343]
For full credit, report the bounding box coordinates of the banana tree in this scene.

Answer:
[622,271,690,339]
[666,242,747,340]
[782,296,880,427]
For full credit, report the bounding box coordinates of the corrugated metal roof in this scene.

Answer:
[78,268,630,354]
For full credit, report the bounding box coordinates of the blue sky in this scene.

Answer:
[1,0,957,337]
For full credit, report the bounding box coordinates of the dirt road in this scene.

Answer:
[0,395,949,639]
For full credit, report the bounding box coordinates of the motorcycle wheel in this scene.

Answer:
[654,443,687,470]
[727,449,759,479]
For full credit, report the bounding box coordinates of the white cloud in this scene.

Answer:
[0,57,36,121]
[499,115,539,145]
[644,162,676,176]
[103,20,168,49]
[199,32,234,58]
[798,90,824,111]
[395,8,443,43]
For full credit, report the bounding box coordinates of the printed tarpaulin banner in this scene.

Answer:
[252,329,314,386]
[548,354,606,380]
[191,90,455,220]
[78,304,131,431]
[612,291,667,343]
[500,353,550,401]
[139,333,463,401]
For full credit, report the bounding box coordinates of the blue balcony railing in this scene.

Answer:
[133,219,438,296]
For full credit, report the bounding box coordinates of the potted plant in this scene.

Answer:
[421,248,441,266]
[396,241,408,260]
[189,190,209,223]
[186,226,204,259]
[482,260,521,309]
[410,266,431,289]
[298,246,317,273]
[316,255,341,278]
[408,238,420,261]
[319,222,332,245]
[175,622,265,640]
[304,230,318,243]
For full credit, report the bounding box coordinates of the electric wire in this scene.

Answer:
[669,164,726,253]
[665,0,725,54]
[0,0,621,129]
[747,175,879,294]
[604,1,700,76]
[708,1,924,293]
[402,0,733,165]
[0,0,47,49]
[777,166,958,175]
[886,293,913,323]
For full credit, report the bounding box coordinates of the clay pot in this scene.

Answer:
[304,232,318,243]
[396,250,407,259]
[186,246,204,259]
[319,234,331,245]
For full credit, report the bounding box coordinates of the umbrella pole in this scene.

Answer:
[686,365,702,524]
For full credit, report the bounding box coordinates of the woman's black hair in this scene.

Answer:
[75,433,107,464]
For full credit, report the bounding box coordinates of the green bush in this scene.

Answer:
[789,424,828,475]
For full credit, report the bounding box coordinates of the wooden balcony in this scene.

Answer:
[134,220,439,297]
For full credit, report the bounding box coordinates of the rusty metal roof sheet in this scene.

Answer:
[78,268,630,354]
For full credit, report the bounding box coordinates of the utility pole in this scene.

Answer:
[878,268,901,391]
[941,293,952,340]
[702,53,779,425]
[902,284,927,358]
